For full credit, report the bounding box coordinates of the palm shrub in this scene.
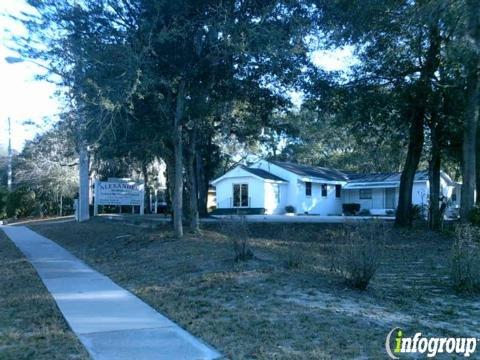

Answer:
[468,206,480,226]
[451,224,480,293]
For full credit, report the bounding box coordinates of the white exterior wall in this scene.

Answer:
[252,160,300,212]
[213,166,266,209]
[252,160,345,215]
[213,161,457,216]
[343,181,432,211]
[264,182,289,214]
[343,188,388,210]
[412,182,429,207]
[297,182,343,215]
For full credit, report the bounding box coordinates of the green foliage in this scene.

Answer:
[0,187,8,219]
[451,224,480,293]
[342,203,360,216]
[6,187,37,218]
[285,205,295,213]
[468,206,480,226]
[408,204,426,223]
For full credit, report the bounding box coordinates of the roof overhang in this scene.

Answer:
[343,180,427,189]
[211,165,288,186]
[299,177,347,185]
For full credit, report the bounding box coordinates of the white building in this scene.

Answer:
[211,160,459,216]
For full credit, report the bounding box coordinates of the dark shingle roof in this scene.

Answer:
[242,166,287,182]
[348,171,428,183]
[347,170,453,185]
[269,161,349,181]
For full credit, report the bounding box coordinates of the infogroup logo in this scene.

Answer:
[385,327,478,358]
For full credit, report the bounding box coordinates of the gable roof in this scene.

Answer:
[241,166,287,182]
[269,160,349,181]
[211,165,287,185]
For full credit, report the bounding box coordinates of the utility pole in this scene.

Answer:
[7,117,12,191]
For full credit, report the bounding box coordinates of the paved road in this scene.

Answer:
[2,226,221,360]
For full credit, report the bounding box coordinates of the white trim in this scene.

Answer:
[211,166,262,185]
[211,165,287,186]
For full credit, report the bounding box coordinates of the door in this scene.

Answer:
[233,184,249,207]
[385,188,396,209]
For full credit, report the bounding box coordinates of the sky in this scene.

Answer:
[0,0,355,153]
[0,0,60,153]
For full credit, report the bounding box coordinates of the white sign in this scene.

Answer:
[94,180,145,214]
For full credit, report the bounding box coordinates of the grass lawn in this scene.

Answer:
[29,219,480,359]
[0,231,89,360]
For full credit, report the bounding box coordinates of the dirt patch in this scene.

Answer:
[28,219,480,359]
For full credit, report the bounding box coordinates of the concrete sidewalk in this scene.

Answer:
[1,226,221,360]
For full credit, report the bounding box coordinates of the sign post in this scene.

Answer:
[94,179,145,215]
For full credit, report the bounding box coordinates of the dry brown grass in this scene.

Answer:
[0,231,89,360]
[28,218,480,359]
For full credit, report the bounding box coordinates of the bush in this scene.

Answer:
[285,205,295,214]
[6,187,37,218]
[468,206,480,226]
[221,216,254,261]
[336,222,385,290]
[451,224,480,293]
[0,186,8,219]
[408,204,426,223]
[343,203,360,216]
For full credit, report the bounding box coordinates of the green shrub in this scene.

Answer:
[6,187,37,218]
[357,209,371,216]
[451,224,480,293]
[408,204,426,223]
[342,203,360,216]
[468,206,480,226]
[285,205,295,214]
[0,186,8,219]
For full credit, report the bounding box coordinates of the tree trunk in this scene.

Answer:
[142,162,151,214]
[196,150,208,217]
[187,128,200,232]
[476,138,480,205]
[460,0,480,220]
[395,25,440,227]
[173,80,186,238]
[165,155,174,222]
[78,142,90,222]
[395,109,425,227]
[59,193,63,217]
[428,118,442,230]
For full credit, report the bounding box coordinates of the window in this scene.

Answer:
[335,184,342,198]
[359,189,372,199]
[305,182,312,196]
[321,184,328,197]
[233,184,249,207]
